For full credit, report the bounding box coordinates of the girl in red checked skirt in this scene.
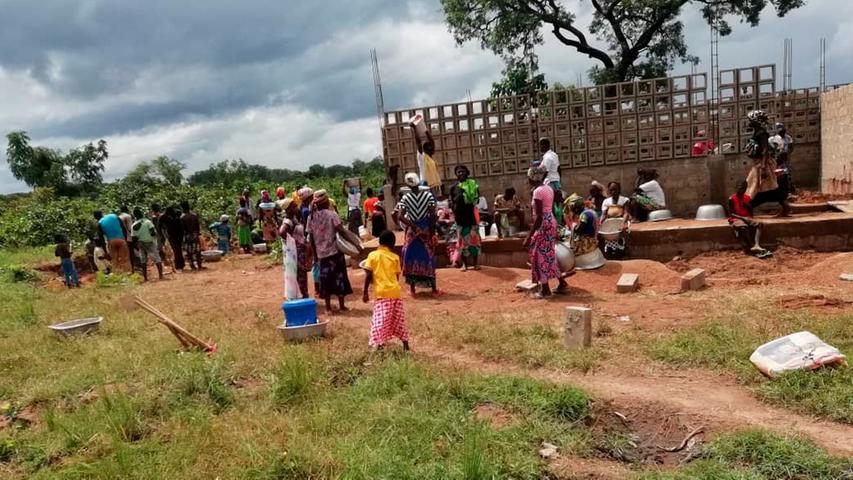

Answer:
[362,230,410,351]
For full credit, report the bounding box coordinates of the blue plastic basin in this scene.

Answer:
[282,299,318,327]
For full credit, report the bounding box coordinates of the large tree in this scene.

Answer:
[442,0,805,85]
[6,131,108,194]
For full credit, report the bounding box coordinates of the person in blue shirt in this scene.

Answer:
[209,215,232,253]
[94,210,130,272]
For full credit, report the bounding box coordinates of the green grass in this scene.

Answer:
[640,430,853,480]
[646,289,853,423]
[1,249,849,479]
[420,312,607,372]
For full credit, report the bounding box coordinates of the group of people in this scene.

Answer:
[54,202,204,287]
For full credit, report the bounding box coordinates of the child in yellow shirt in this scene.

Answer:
[362,230,409,351]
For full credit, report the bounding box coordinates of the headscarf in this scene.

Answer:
[313,189,329,205]
[279,197,294,211]
[261,190,272,203]
[527,166,548,184]
[219,214,229,223]
[276,187,286,199]
[298,187,314,201]
[566,193,584,214]
[404,172,420,188]
[747,110,768,125]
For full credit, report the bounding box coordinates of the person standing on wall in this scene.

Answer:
[539,137,563,219]
[773,122,795,195]
[745,110,789,217]
[412,123,442,193]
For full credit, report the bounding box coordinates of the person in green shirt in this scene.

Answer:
[131,208,165,281]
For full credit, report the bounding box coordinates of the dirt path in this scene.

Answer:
[412,342,853,457]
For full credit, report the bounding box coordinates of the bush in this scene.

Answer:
[0,160,385,248]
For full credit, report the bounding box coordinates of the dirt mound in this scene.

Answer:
[34,255,95,275]
[779,293,852,311]
[566,260,682,294]
[792,190,853,204]
[666,247,837,279]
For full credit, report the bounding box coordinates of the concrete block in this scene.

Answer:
[840,273,853,282]
[564,307,592,349]
[681,268,706,291]
[515,280,538,292]
[617,273,639,293]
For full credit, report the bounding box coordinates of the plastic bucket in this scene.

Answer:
[282,299,318,327]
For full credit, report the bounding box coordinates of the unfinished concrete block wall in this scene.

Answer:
[381,64,825,212]
[820,84,853,194]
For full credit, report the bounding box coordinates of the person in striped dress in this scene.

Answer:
[393,173,441,297]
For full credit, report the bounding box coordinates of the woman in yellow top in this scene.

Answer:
[362,230,410,351]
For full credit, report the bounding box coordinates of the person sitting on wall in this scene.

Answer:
[600,182,631,260]
[630,169,667,222]
[587,181,606,218]
[476,194,495,237]
[494,187,524,238]
[727,180,771,258]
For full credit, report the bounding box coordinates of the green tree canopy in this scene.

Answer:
[442,0,805,84]
[6,131,107,195]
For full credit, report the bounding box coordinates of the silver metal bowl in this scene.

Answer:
[555,241,575,273]
[201,250,224,262]
[49,317,102,336]
[598,218,623,241]
[648,209,673,222]
[695,204,727,221]
[336,234,362,257]
[575,248,606,270]
[277,321,328,342]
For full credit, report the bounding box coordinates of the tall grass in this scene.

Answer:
[640,430,853,480]
[646,288,853,423]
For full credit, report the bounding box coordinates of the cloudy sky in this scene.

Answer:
[1,0,851,193]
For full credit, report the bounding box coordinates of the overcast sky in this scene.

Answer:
[1,0,850,193]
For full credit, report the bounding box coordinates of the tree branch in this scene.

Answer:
[552,27,614,68]
[591,0,630,52]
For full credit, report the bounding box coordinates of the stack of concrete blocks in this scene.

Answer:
[380,70,710,185]
[379,63,829,205]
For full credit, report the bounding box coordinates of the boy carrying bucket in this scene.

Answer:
[362,230,410,351]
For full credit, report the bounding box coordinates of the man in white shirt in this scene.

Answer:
[539,138,561,189]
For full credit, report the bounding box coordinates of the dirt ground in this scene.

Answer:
[792,189,853,204]
[37,247,853,468]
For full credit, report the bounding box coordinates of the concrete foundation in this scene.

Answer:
[364,212,853,266]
